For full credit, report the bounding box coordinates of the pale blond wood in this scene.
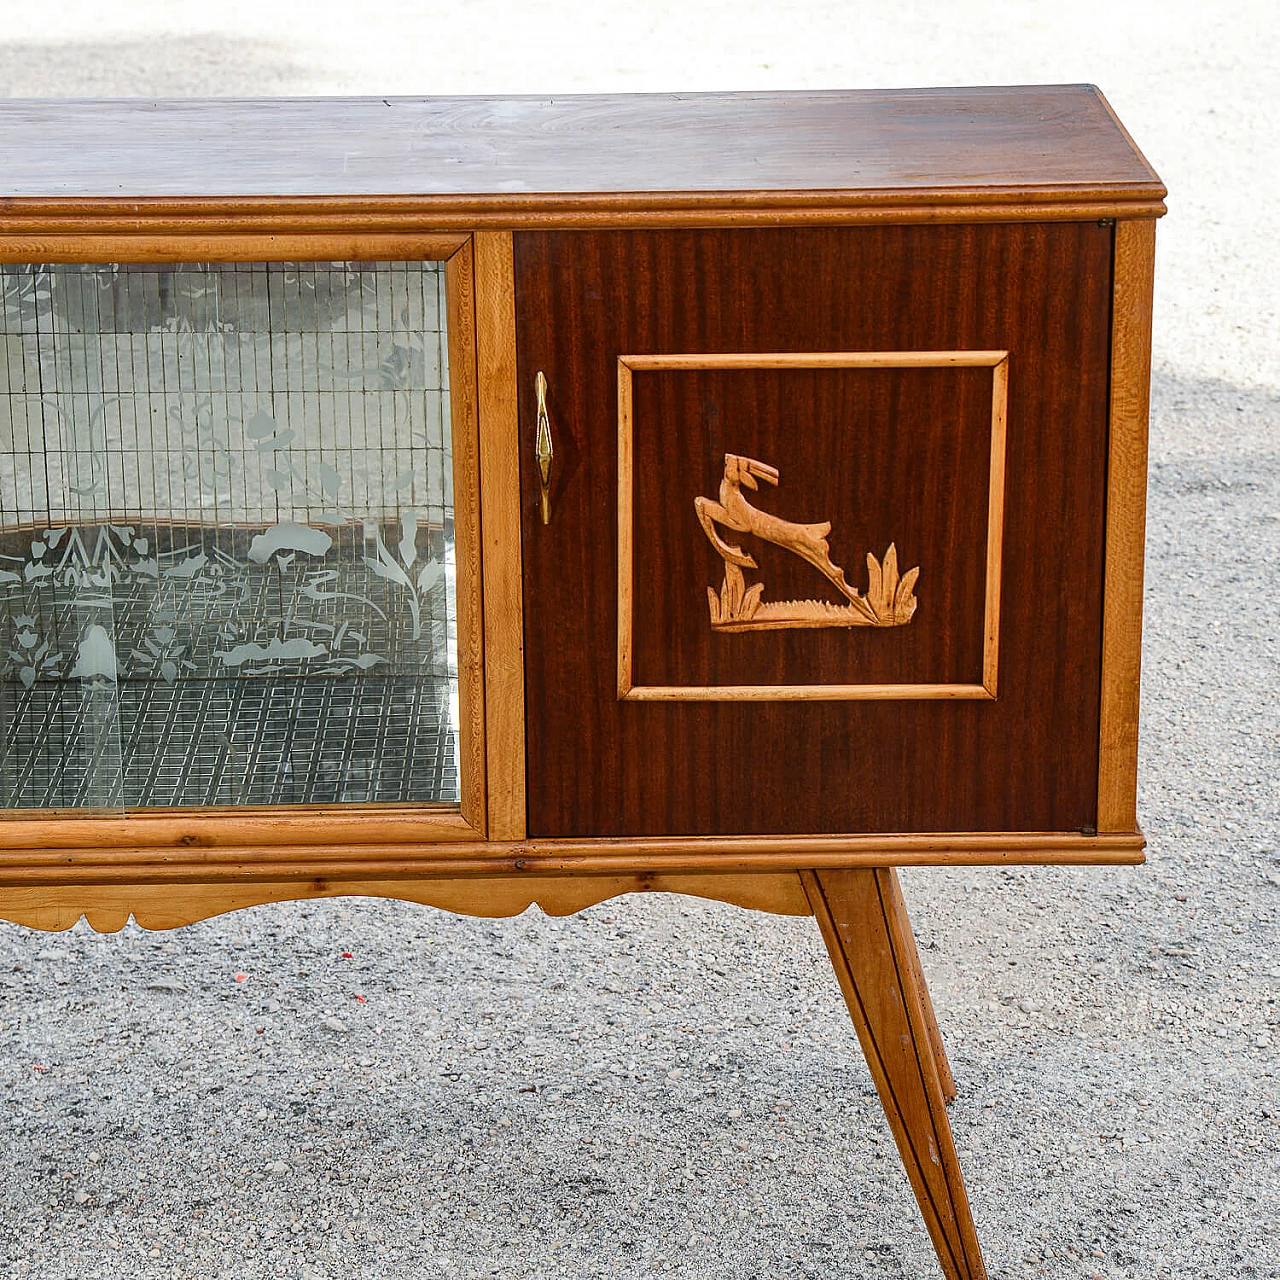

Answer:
[0,809,483,851]
[623,683,994,701]
[869,867,980,1273]
[445,239,488,837]
[0,233,471,263]
[617,358,636,697]
[473,232,527,840]
[887,869,958,1103]
[625,350,1010,371]
[0,825,1144,859]
[1097,219,1156,834]
[803,869,986,1278]
[616,352,1005,701]
[982,355,1009,695]
[0,873,812,933]
[0,830,1146,885]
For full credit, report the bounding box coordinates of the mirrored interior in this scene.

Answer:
[0,261,459,810]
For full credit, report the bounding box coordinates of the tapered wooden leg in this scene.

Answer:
[802,869,986,1280]
[891,872,959,1103]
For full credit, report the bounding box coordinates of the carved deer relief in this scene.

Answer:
[694,454,919,631]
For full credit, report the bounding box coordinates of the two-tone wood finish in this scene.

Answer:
[805,869,986,1279]
[0,217,1158,866]
[617,351,1006,700]
[0,87,1163,1280]
[0,90,1161,868]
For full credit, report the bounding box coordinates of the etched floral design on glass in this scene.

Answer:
[0,262,457,808]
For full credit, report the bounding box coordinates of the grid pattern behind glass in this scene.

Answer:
[0,262,459,810]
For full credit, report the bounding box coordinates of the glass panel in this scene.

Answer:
[0,265,126,810]
[0,261,459,810]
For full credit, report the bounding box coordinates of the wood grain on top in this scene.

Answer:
[0,87,1163,210]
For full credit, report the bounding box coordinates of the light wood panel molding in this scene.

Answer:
[621,682,993,702]
[0,873,812,934]
[0,232,473,264]
[618,352,1007,701]
[0,830,1145,886]
[445,239,488,837]
[0,809,484,851]
[1096,219,1156,834]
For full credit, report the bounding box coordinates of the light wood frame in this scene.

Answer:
[1096,219,1157,835]
[472,232,528,841]
[0,232,523,852]
[617,351,1008,701]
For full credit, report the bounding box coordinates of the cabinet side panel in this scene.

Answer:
[1097,219,1156,833]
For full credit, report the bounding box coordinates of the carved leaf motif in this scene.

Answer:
[882,543,900,599]
[865,552,884,622]
[726,563,744,616]
[895,566,920,622]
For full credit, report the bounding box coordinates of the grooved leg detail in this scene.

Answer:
[892,870,959,1104]
[802,868,986,1280]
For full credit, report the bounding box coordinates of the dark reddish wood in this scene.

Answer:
[0,87,1162,207]
[803,868,986,1280]
[517,225,1114,837]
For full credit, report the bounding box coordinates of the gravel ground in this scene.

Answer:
[1,3,1277,1278]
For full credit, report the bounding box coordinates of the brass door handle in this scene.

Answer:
[535,370,554,524]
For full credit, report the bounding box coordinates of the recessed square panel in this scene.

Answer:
[617,352,1007,701]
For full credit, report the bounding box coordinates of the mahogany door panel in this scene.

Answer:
[514,225,1113,838]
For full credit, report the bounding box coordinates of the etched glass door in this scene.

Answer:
[0,261,459,810]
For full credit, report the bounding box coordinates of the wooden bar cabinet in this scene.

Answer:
[0,86,1164,1278]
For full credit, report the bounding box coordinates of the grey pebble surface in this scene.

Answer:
[1,3,1278,1277]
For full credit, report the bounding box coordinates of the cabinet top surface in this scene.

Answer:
[0,85,1163,209]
